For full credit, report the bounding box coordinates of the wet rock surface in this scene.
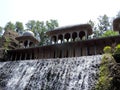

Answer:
[0,55,101,90]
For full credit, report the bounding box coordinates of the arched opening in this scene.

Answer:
[19,41,23,47]
[24,40,28,48]
[58,34,63,43]
[29,42,34,47]
[52,36,57,44]
[65,33,70,42]
[79,31,85,40]
[72,32,77,41]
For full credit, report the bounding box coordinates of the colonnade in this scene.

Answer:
[8,52,34,60]
[7,43,103,61]
[50,30,88,44]
[19,40,36,48]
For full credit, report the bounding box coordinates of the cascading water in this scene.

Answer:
[0,55,101,90]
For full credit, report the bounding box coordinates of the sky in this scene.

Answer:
[0,0,120,28]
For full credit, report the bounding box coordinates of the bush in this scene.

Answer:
[113,44,120,63]
[94,54,114,90]
[114,44,120,54]
[103,46,112,54]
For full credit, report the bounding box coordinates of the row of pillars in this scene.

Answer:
[9,52,34,60]
[8,45,102,60]
[19,40,36,48]
[49,31,88,44]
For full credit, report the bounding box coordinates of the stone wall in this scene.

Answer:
[6,35,120,61]
[0,30,19,60]
[0,30,19,49]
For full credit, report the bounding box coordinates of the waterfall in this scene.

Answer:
[0,55,101,90]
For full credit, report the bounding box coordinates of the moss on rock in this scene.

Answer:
[93,54,116,90]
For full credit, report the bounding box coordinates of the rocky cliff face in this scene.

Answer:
[0,30,19,60]
[1,30,19,49]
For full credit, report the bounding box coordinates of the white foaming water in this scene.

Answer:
[0,55,101,90]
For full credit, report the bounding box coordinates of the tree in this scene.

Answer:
[97,14,111,34]
[46,19,59,31]
[25,20,36,30]
[15,22,24,35]
[0,26,3,37]
[4,22,15,31]
[101,30,119,37]
[26,20,36,35]
[88,20,95,29]
[35,21,46,45]
[26,20,59,46]
[88,20,101,38]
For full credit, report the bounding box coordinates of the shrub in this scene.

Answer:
[113,44,120,62]
[114,44,120,54]
[94,54,114,90]
[103,46,112,54]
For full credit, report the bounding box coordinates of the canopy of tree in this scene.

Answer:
[0,11,120,45]
[2,19,58,46]
[88,11,120,38]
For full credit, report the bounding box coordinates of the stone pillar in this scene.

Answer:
[63,34,65,43]
[50,36,52,44]
[94,46,97,55]
[85,30,88,39]
[27,40,30,47]
[77,31,80,41]
[70,33,73,42]
[56,35,58,44]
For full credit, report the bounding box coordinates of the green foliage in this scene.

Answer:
[46,19,59,31]
[26,19,59,46]
[98,14,111,32]
[114,44,120,54]
[101,30,119,37]
[94,54,115,90]
[15,22,24,35]
[26,20,36,32]
[4,22,15,31]
[0,26,3,36]
[112,44,120,62]
[103,46,112,54]
[4,37,11,50]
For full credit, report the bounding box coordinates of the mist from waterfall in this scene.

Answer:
[0,55,101,90]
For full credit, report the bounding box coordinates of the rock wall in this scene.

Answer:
[0,30,19,49]
[0,30,19,60]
